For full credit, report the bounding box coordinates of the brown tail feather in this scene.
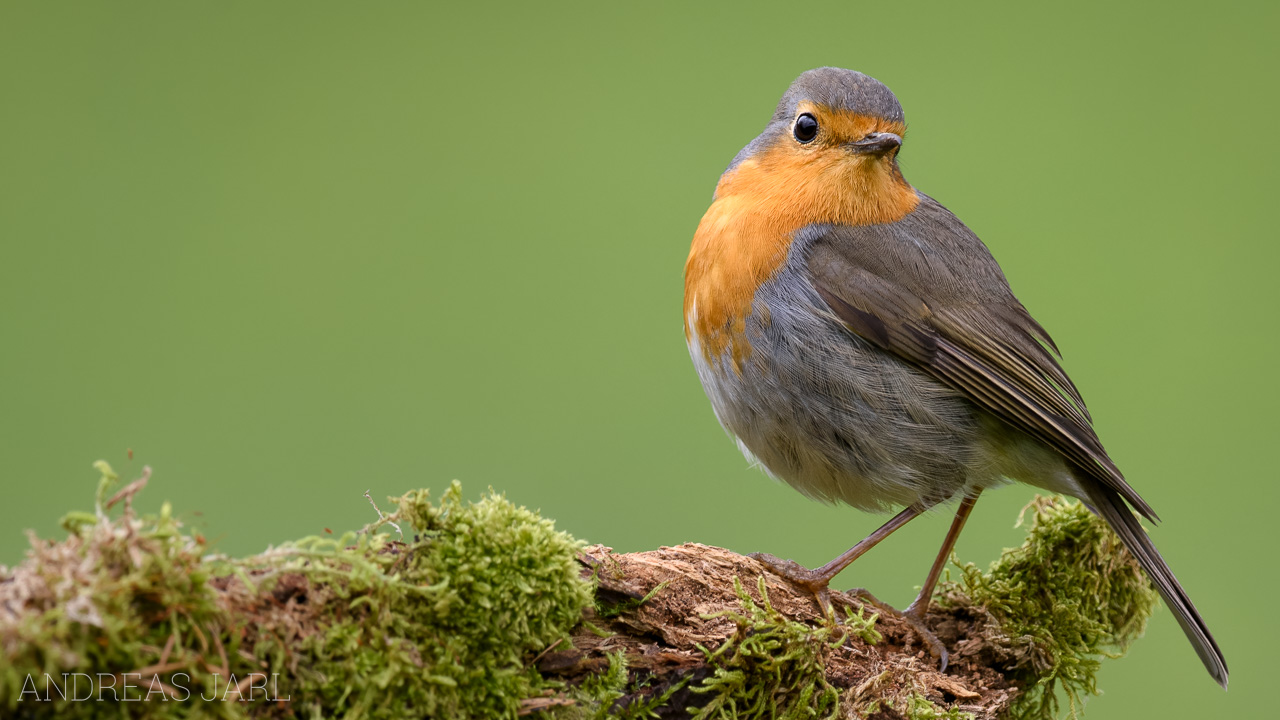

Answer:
[1087,484,1228,688]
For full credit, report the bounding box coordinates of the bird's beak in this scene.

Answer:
[848,132,902,155]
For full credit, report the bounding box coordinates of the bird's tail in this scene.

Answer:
[1087,483,1228,688]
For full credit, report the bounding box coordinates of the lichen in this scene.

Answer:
[936,496,1158,720]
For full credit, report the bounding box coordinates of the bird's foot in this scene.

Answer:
[849,588,949,672]
[748,552,835,612]
[748,553,950,670]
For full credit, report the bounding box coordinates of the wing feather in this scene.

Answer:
[803,201,1156,521]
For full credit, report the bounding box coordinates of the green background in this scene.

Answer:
[2,1,1274,716]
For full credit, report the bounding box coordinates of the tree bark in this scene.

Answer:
[536,543,1020,720]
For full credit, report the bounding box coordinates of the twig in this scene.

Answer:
[106,466,152,512]
[364,490,403,540]
[528,637,564,668]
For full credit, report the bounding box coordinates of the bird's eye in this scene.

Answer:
[793,113,819,143]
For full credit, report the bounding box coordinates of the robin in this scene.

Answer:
[683,67,1227,686]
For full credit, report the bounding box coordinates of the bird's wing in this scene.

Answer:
[801,196,1156,520]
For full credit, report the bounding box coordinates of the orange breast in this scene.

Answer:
[684,122,919,372]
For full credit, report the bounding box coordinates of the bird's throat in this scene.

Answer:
[683,143,919,370]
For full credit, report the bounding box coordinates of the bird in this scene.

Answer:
[682,67,1227,687]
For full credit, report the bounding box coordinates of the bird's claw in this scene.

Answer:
[748,555,950,670]
[849,589,949,672]
[902,609,949,672]
[748,552,834,610]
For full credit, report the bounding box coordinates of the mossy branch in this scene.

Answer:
[0,464,1155,719]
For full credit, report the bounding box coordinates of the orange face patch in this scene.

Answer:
[684,107,919,370]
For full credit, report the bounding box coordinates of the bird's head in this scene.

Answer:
[716,68,917,228]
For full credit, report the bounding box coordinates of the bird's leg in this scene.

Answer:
[751,496,979,670]
[750,503,925,609]
[873,491,979,671]
[904,492,980,620]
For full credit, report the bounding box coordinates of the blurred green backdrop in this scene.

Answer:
[2,1,1275,716]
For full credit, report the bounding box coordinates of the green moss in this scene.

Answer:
[0,463,228,719]
[0,464,1156,720]
[557,574,865,720]
[903,692,975,720]
[560,651,690,720]
[565,651,631,719]
[840,604,882,646]
[689,577,842,720]
[556,576,852,720]
[938,496,1158,720]
[0,464,593,719]
[364,482,595,717]
[597,580,671,619]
